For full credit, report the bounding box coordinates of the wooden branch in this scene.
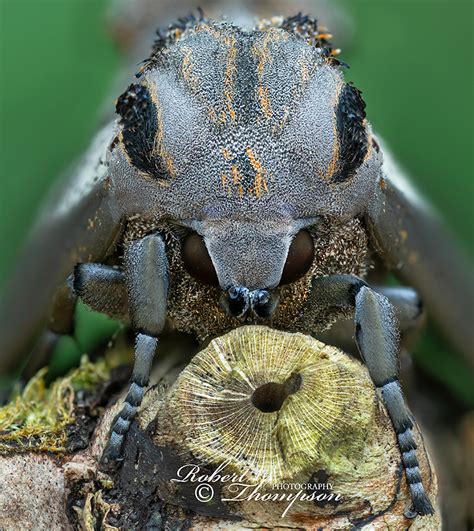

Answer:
[0,326,440,529]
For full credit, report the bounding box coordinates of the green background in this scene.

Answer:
[0,0,472,398]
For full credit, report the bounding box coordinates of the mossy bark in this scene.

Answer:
[0,327,440,530]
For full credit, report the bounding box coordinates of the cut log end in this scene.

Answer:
[0,326,440,529]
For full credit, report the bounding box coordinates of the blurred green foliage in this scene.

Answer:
[0,1,472,401]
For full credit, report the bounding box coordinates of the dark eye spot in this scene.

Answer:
[280,230,314,285]
[332,83,368,183]
[116,83,168,180]
[181,232,219,286]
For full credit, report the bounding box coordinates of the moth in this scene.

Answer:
[1,12,472,516]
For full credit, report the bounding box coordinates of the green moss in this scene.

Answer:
[0,341,132,453]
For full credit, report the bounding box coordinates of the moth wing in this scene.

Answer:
[366,138,474,366]
[0,121,122,374]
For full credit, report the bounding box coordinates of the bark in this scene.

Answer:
[0,327,440,530]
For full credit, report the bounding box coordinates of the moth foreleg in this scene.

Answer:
[101,233,168,465]
[354,286,434,516]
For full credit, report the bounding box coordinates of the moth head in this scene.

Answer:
[108,17,382,319]
[179,211,317,319]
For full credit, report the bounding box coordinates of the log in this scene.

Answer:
[0,326,440,529]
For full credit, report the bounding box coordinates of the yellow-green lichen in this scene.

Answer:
[0,341,132,454]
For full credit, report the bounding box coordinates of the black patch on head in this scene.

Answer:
[332,83,368,183]
[116,84,167,179]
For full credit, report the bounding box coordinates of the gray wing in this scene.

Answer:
[0,121,122,375]
[366,138,474,367]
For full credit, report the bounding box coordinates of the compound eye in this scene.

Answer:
[280,230,314,285]
[182,232,219,286]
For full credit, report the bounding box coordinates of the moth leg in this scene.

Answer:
[310,279,424,354]
[73,263,128,320]
[22,264,129,381]
[374,285,424,333]
[49,280,77,335]
[354,286,434,516]
[308,275,434,515]
[306,275,423,329]
[20,282,78,381]
[101,233,168,465]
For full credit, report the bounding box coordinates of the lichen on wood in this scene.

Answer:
[165,326,377,483]
[0,341,131,453]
